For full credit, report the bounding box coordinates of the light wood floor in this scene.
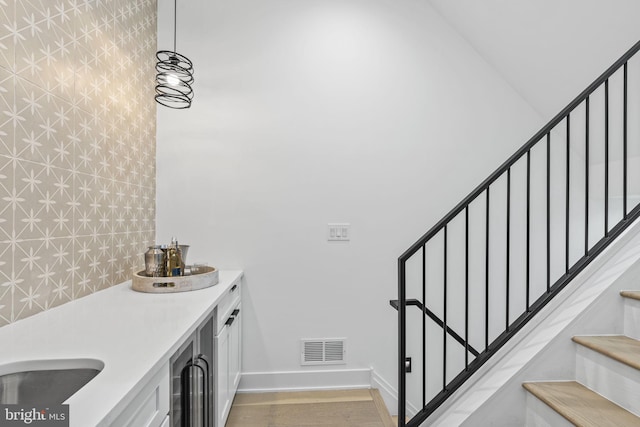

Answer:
[225,389,395,427]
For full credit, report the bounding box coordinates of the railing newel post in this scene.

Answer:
[398,258,406,427]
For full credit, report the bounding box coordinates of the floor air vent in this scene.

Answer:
[301,338,346,365]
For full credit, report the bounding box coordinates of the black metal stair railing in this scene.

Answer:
[392,39,640,427]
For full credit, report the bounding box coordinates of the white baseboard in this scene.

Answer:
[238,368,373,394]
[372,370,401,416]
[237,368,402,417]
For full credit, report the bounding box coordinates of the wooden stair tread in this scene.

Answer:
[572,335,640,370]
[621,290,640,301]
[523,381,640,427]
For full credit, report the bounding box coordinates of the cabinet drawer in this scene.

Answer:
[216,280,241,333]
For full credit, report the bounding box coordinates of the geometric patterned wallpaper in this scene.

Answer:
[0,0,157,326]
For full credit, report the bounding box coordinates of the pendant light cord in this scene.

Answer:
[173,0,177,53]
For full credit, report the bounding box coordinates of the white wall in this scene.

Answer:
[427,0,640,120]
[156,0,542,404]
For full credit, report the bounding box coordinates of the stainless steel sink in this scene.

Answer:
[0,359,103,404]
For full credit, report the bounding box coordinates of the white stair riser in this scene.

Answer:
[525,392,573,427]
[575,345,640,415]
[623,298,640,340]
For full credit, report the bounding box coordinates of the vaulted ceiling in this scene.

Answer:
[428,0,640,120]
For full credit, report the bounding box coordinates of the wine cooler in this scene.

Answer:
[170,313,215,427]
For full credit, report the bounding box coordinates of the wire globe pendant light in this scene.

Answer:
[155,0,194,109]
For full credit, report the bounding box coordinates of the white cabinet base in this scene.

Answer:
[112,364,170,427]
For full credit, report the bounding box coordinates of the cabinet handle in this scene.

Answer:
[230,284,237,292]
[194,356,209,427]
[232,308,240,316]
[180,360,193,427]
[225,316,235,326]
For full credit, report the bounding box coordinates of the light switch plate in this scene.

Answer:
[328,223,350,241]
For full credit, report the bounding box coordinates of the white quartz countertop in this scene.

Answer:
[0,270,244,427]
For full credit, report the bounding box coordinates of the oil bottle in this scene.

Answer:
[166,237,183,276]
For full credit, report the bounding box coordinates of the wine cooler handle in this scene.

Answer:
[180,360,193,427]
[193,356,208,427]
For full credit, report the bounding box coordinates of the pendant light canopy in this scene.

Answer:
[155,0,194,109]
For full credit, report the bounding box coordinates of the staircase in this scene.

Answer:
[523,291,640,426]
[393,38,640,427]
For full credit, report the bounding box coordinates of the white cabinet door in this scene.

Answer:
[215,283,242,427]
[229,303,242,394]
[111,364,170,427]
[215,320,231,427]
